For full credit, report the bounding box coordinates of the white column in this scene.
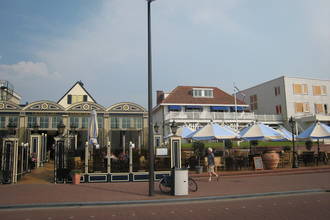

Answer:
[85,142,89,174]
[107,141,111,173]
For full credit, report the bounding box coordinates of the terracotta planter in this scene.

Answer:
[262,151,280,169]
[72,173,81,184]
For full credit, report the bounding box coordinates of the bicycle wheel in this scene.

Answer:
[159,177,171,194]
[188,177,198,192]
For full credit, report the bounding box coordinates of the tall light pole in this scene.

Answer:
[147,0,155,196]
[289,116,298,168]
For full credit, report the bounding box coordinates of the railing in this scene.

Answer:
[165,112,283,122]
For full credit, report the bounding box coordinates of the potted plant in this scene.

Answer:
[192,141,205,174]
[70,169,81,185]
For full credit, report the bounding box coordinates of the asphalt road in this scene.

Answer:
[1,192,329,220]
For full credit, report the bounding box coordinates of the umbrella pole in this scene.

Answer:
[317,139,320,166]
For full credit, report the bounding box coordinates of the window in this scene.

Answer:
[52,116,62,128]
[122,117,131,129]
[295,102,310,113]
[250,95,258,111]
[314,104,324,114]
[97,116,103,128]
[313,85,327,96]
[0,116,5,128]
[27,116,37,128]
[83,95,88,102]
[67,95,72,104]
[293,84,308,95]
[275,105,282,114]
[135,118,142,129]
[39,116,49,129]
[70,117,79,128]
[8,116,18,127]
[81,117,88,128]
[111,117,119,129]
[274,87,280,96]
[192,88,213,98]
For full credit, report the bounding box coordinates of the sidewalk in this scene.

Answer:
[0,165,329,209]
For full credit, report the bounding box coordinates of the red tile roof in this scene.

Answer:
[160,86,246,105]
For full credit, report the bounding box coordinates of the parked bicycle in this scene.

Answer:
[159,174,198,194]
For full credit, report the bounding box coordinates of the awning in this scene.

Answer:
[168,105,181,111]
[210,106,229,111]
[230,106,244,111]
[185,105,203,109]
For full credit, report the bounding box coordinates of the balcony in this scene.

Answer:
[165,111,283,123]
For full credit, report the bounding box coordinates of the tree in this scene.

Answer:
[192,142,205,166]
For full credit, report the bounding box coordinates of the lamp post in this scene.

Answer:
[289,117,298,168]
[170,120,178,136]
[147,0,156,196]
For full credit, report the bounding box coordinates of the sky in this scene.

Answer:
[0,0,329,108]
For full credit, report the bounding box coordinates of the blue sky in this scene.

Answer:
[0,0,329,108]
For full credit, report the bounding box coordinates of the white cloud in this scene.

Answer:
[0,61,58,78]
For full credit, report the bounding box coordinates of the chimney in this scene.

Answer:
[156,90,164,105]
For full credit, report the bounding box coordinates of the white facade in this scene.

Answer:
[238,76,330,130]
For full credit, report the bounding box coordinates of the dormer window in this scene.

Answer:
[192,88,213,98]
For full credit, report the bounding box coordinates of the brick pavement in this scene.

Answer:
[0,166,329,207]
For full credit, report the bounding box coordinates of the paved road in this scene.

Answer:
[1,192,329,220]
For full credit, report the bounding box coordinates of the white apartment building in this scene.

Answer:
[153,86,283,139]
[237,76,330,131]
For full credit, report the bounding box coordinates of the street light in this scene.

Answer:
[147,0,156,196]
[153,123,159,134]
[170,121,178,135]
[289,116,298,168]
[57,121,65,136]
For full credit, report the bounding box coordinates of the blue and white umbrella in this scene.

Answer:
[276,126,295,141]
[297,122,330,139]
[165,125,195,139]
[88,110,99,145]
[189,123,239,141]
[239,122,283,141]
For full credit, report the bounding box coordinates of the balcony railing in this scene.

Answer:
[165,112,283,122]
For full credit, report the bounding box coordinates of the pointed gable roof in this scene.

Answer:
[160,86,246,105]
[57,81,97,108]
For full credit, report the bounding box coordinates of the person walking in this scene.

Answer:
[207,147,219,182]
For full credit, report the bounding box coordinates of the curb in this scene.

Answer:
[0,189,328,211]
[190,167,330,178]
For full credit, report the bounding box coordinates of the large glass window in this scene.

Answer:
[0,116,5,128]
[122,117,131,129]
[52,116,62,128]
[97,116,103,128]
[27,116,37,128]
[8,116,18,127]
[70,117,79,128]
[39,116,49,129]
[135,118,142,129]
[81,117,88,129]
[111,117,119,129]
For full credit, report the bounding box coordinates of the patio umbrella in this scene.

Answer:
[297,122,330,139]
[88,110,99,146]
[297,122,330,166]
[276,126,295,141]
[165,125,195,139]
[189,123,239,141]
[239,122,284,141]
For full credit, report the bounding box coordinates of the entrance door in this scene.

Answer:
[1,141,14,184]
